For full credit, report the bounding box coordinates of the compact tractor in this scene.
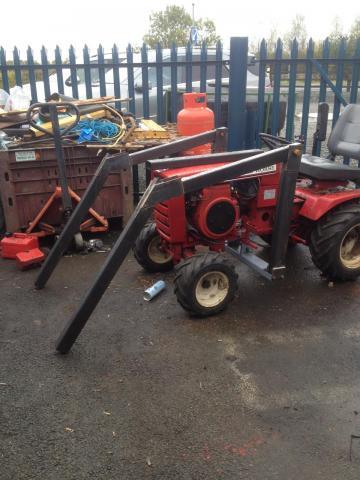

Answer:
[132,103,360,316]
[35,103,360,352]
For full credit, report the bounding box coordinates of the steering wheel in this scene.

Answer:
[259,133,291,150]
[27,102,80,137]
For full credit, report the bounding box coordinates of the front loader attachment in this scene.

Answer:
[50,143,302,353]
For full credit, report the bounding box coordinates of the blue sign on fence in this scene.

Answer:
[190,27,199,45]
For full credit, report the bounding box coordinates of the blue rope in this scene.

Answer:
[69,119,121,143]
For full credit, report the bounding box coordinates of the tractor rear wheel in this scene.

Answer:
[174,252,238,316]
[309,202,360,280]
[133,222,174,273]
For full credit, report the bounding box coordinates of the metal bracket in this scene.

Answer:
[226,244,272,280]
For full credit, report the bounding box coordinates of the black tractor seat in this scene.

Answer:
[300,103,360,181]
[299,154,360,181]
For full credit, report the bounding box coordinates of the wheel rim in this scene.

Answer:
[340,223,360,269]
[195,271,229,308]
[147,235,173,264]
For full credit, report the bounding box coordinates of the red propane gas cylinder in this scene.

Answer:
[177,93,214,156]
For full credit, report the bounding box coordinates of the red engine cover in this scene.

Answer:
[191,184,239,239]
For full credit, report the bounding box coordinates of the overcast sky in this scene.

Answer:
[1,0,358,59]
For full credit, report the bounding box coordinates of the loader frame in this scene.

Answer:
[34,128,302,353]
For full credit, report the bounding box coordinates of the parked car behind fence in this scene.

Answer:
[21,47,276,129]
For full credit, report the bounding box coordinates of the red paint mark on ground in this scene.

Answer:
[224,434,267,458]
[202,444,212,461]
[201,432,280,463]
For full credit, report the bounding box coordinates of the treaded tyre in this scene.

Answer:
[309,202,360,280]
[174,252,238,316]
[133,222,174,273]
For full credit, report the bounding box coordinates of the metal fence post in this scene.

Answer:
[228,37,248,151]
[97,44,106,97]
[170,43,178,122]
[41,46,51,100]
[13,47,22,87]
[55,45,64,95]
[83,45,93,99]
[27,47,37,103]
[69,45,79,99]
[285,38,298,141]
[0,47,10,93]
[271,38,283,135]
[156,43,165,124]
[256,39,267,147]
[300,38,314,148]
[214,40,223,127]
[141,43,150,119]
[332,38,346,129]
[350,39,360,104]
[112,44,121,111]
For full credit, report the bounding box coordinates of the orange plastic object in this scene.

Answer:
[177,93,214,155]
[15,248,45,270]
[1,233,39,259]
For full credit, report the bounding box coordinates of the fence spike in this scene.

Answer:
[97,43,106,97]
[185,41,192,93]
[111,43,121,109]
[12,46,22,87]
[214,39,223,127]
[141,42,150,118]
[200,39,207,93]
[332,36,347,129]
[126,43,135,115]
[350,39,360,104]
[40,45,51,99]
[54,45,64,95]
[256,39,267,147]
[286,38,298,140]
[26,46,37,102]
[68,45,79,99]
[271,37,283,135]
[170,42,178,122]
[83,44,92,99]
[0,47,9,92]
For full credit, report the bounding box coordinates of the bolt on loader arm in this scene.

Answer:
[54,143,302,354]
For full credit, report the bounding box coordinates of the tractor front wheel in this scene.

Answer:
[310,203,360,280]
[133,222,174,273]
[174,252,238,316]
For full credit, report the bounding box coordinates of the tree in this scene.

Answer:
[266,28,279,56]
[329,16,344,43]
[349,16,360,53]
[284,14,308,53]
[327,16,345,57]
[143,5,220,48]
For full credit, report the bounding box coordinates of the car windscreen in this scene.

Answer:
[61,59,124,86]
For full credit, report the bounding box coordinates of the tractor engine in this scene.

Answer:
[153,165,263,263]
[188,184,239,240]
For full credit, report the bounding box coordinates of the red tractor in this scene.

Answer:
[134,104,360,316]
[35,103,360,353]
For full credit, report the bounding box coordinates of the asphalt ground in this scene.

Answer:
[1,235,360,479]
